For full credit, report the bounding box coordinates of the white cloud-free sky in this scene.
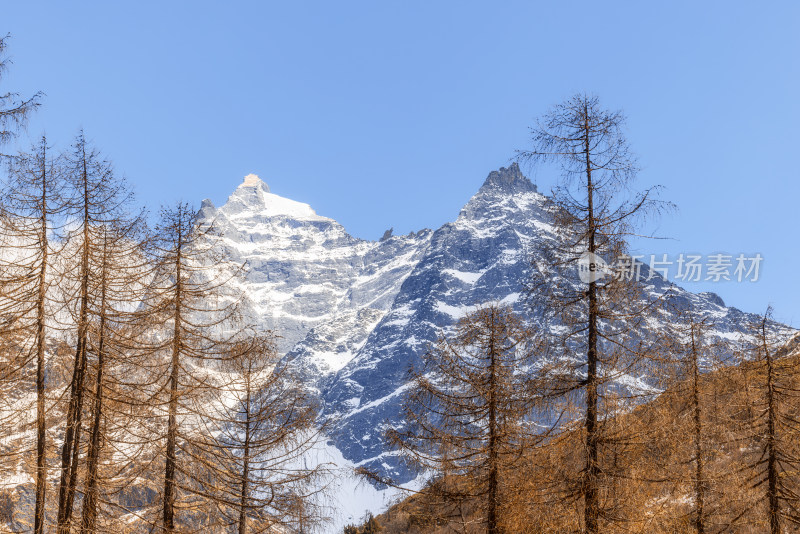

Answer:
[3,1,799,325]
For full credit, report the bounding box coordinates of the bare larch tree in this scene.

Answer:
[0,35,41,153]
[77,214,148,534]
[387,305,538,534]
[193,333,327,533]
[518,94,668,533]
[0,136,64,534]
[742,306,800,532]
[55,132,134,534]
[136,202,242,532]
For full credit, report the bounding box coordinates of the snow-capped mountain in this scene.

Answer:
[200,174,432,356]
[199,165,794,492]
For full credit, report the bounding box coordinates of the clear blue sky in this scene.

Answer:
[4,1,799,326]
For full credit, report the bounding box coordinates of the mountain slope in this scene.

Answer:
[203,165,793,493]
[364,332,800,534]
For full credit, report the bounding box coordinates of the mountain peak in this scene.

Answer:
[221,174,325,221]
[242,173,270,191]
[480,162,537,194]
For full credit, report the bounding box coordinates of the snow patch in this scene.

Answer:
[314,350,357,373]
[435,301,468,319]
[311,439,422,533]
[442,268,484,285]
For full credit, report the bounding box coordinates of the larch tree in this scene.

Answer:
[0,36,44,529]
[669,316,715,534]
[0,136,65,534]
[386,305,538,534]
[743,307,800,532]
[78,229,114,534]
[0,35,41,154]
[196,333,327,533]
[518,94,668,533]
[638,308,799,533]
[137,202,242,532]
[77,215,149,534]
[55,133,135,534]
[0,37,44,529]
[655,313,724,533]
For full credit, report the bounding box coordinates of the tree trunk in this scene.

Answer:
[583,106,600,534]
[487,309,499,534]
[57,154,91,534]
[238,385,252,534]
[764,318,779,534]
[80,237,109,534]
[34,143,48,534]
[690,325,705,534]
[164,239,183,533]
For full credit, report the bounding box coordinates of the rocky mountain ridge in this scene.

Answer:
[198,164,793,488]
